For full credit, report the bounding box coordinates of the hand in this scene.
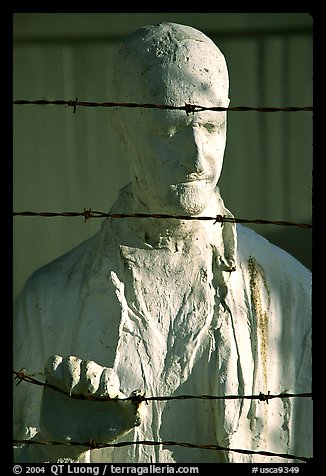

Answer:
[45,355,124,399]
[39,355,145,446]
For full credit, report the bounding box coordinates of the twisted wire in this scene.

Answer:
[13,210,312,229]
[13,438,312,463]
[13,99,313,114]
[13,370,312,404]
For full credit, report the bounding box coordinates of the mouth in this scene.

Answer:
[181,173,213,184]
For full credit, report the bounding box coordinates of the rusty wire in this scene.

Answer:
[13,99,312,230]
[13,369,312,405]
[12,438,312,463]
[13,368,312,463]
[13,370,313,461]
[13,209,312,229]
[13,99,313,114]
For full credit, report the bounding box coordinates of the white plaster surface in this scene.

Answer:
[13,23,312,463]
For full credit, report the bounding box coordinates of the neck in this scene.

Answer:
[126,182,225,250]
[106,181,237,270]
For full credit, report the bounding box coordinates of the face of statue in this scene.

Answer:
[111,25,230,216]
[125,108,228,217]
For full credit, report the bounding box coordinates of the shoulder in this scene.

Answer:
[18,232,100,301]
[236,224,311,285]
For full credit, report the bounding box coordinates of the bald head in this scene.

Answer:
[109,23,230,217]
[111,22,229,106]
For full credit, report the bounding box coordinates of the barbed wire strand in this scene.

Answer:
[13,210,312,229]
[13,370,312,404]
[12,438,312,463]
[12,370,313,462]
[13,99,313,114]
[13,366,312,464]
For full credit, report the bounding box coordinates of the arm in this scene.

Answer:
[40,355,144,444]
[14,355,145,463]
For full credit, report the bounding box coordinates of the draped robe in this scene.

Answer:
[13,184,312,463]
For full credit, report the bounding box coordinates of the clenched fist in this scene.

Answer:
[39,355,145,446]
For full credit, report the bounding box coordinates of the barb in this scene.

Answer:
[13,370,312,404]
[13,438,312,462]
[13,209,312,229]
[13,99,313,113]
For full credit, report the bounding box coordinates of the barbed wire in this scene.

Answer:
[13,99,313,114]
[13,369,313,463]
[13,100,312,230]
[13,370,312,405]
[13,209,312,229]
[12,438,312,463]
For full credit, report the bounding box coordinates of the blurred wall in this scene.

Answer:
[13,13,313,301]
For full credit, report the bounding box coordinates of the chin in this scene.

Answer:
[166,183,212,216]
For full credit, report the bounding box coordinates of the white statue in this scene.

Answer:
[13,22,312,464]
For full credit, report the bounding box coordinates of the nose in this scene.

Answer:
[181,125,206,174]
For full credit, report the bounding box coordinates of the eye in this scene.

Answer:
[203,123,218,133]
[203,122,224,133]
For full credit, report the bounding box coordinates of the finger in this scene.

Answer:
[45,355,64,385]
[45,355,82,395]
[94,367,121,399]
[55,355,82,395]
[65,355,82,395]
[72,360,103,397]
